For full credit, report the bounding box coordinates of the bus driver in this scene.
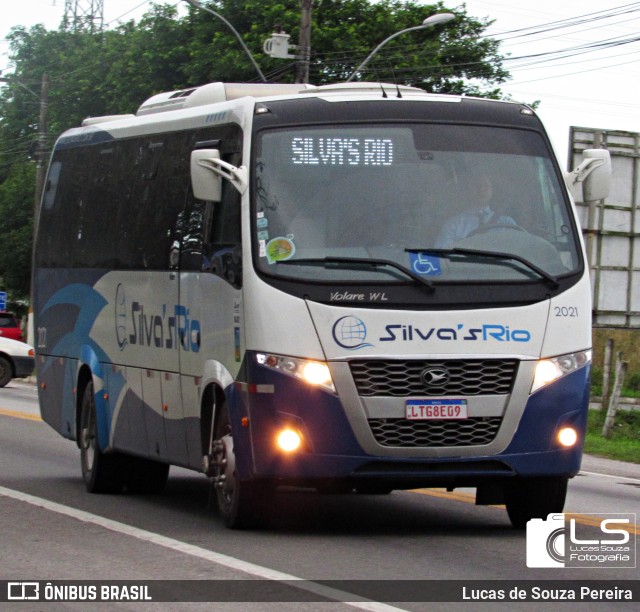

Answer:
[435,167,517,249]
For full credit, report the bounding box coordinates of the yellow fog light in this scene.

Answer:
[277,428,302,452]
[558,427,578,448]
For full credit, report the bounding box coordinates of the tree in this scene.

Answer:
[0,0,510,301]
[311,0,508,92]
[180,1,507,91]
[0,162,34,300]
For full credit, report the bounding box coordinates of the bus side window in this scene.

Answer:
[42,161,62,211]
[129,141,167,269]
[36,158,69,267]
[201,153,242,288]
[79,147,121,268]
[66,149,91,267]
[177,198,206,271]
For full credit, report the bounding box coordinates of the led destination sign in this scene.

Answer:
[291,136,394,166]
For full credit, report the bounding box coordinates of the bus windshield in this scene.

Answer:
[253,123,580,284]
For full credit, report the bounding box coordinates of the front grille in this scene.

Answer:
[369,417,502,448]
[350,359,518,396]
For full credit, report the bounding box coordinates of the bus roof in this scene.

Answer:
[81,81,443,126]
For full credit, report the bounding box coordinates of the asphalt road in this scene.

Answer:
[0,381,638,610]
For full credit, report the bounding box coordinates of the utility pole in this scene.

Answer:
[0,74,48,240]
[295,0,313,84]
[0,73,49,345]
[28,73,49,347]
[35,74,49,219]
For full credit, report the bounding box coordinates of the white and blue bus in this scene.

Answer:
[34,82,611,528]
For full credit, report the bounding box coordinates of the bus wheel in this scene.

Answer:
[504,476,568,529]
[213,402,271,529]
[79,382,124,494]
[124,457,170,494]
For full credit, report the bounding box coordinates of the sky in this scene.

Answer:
[1,0,639,167]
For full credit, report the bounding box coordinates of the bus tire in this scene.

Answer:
[213,401,272,529]
[79,381,124,494]
[504,476,568,529]
[124,457,170,494]
[0,356,12,387]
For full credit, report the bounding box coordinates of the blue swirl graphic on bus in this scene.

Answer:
[332,316,373,350]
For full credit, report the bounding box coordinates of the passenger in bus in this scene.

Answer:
[435,168,517,249]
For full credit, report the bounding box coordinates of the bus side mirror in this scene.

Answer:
[191,149,248,201]
[566,148,611,202]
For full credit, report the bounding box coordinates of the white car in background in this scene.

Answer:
[0,336,35,387]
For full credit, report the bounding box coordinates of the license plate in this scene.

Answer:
[405,399,468,420]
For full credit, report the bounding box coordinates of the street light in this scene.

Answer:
[345,13,456,83]
[183,0,267,82]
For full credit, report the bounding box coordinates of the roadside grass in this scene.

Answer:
[584,408,640,464]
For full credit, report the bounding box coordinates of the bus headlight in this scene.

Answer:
[301,361,332,387]
[257,353,335,393]
[531,350,591,394]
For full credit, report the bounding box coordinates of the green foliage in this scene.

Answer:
[585,408,640,464]
[590,365,640,399]
[0,0,511,300]
[626,371,640,392]
[0,163,35,300]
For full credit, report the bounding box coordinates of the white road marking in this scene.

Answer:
[0,485,406,611]
[579,470,640,484]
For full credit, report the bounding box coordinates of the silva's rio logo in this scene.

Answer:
[380,323,531,343]
[331,317,532,351]
[115,283,128,349]
[114,283,201,353]
[332,316,373,350]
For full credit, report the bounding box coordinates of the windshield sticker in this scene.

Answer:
[410,252,442,276]
[266,236,295,263]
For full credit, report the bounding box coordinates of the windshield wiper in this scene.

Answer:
[277,256,435,292]
[406,248,560,289]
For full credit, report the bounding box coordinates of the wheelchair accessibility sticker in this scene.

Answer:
[410,252,442,276]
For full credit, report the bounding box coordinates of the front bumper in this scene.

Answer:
[228,353,589,488]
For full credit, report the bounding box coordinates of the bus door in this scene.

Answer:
[179,149,244,469]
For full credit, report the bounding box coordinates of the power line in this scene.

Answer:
[485,1,640,39]
[506,55,640,87]
[103,1,157,27]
